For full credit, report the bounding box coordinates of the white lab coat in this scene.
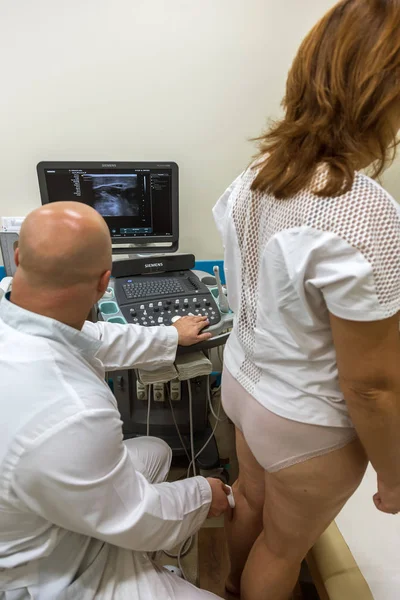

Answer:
[0,297,218,600]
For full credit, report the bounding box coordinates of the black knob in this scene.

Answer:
[166,300,172,305]
[154,307,159,312]
[195,302,201,308]
[206,301,211,307]
[163,305,169,310]
[130,310,137,317]
[184,302,189,308]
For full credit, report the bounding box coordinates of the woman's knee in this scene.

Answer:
[260,523,309,564]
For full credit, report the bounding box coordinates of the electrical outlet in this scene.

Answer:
[170,380,181,401]
[136,380,147,401]
[153,382,165,402]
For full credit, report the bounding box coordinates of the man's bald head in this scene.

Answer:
[16,202,112,289]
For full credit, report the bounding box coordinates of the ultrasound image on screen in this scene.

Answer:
[86,174,139,217]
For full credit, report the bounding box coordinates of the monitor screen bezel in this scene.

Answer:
[36,161,179,252]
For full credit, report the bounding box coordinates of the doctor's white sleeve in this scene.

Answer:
[82,320,179,371]
[12,407,212,552]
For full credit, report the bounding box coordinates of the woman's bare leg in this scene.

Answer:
[224,428,265,595]
[240,439,368,600]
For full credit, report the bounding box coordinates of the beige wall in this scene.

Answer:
[0,0,398,260]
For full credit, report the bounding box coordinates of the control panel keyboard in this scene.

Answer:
[99,270,222,329]
[122,294,218,327]
[122,277,185,300]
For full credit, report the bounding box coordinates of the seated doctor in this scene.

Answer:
[0,202,229,600]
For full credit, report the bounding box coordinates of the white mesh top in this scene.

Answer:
[213,167,400,427]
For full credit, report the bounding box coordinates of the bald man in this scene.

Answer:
[0,202,228,600]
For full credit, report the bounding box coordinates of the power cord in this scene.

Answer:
[186,389,222,478]
[147,377,224,463]
[187,380,197,477]
[166,379,224,468]
[162,374,225,580]
[163,381,197,581]
[164,377,223,579]
[206,375,228,423]
[217,344,224,368]
[166,386,191,462]
[177,536,193,580]
[146,384,152,436]
[137,368,226,578]
[163,535,194,581]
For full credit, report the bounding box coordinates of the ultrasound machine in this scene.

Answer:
[31,161,233,476]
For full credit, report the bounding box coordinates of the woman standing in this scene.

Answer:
[214,1,400,599]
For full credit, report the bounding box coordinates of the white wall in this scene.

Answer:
[1,0,398,259]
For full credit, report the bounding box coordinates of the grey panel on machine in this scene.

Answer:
[0,232,19,277]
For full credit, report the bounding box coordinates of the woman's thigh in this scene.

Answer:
[222,368,368,555]
[261,438,368,562]
[233,428,265,511]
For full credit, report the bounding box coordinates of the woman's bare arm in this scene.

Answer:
[330,312,400,513]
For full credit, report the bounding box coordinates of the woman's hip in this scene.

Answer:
[221,367,357,473]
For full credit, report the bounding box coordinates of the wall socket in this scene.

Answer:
[136,380,147,401]
[153,382,165,402]
[170,380,181,401]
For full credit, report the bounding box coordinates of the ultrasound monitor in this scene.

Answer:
[37,161,179,254]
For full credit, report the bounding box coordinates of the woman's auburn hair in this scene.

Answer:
[253,0,400,199]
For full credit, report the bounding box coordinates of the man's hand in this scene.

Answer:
[172,315,212,346]
[206,478,230,518]
[373,477,400,515]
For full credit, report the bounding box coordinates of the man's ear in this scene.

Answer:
[14,248,20,267]
[98,270,111,296]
